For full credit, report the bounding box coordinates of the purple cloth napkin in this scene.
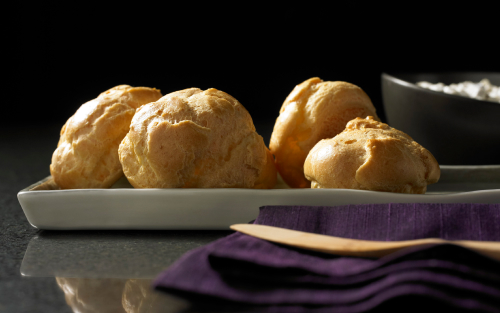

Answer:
[154,203,500,312]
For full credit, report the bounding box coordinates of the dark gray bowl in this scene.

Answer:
[381,72,500,165]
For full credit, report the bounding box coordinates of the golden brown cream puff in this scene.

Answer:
[270,77,380,188]
[304,116,440,194]
[50,85,162,189]
[118,88,276,189]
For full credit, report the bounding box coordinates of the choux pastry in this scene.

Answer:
[304,116,440,194]
[270,77,380,188]
[118,88,277,189]
[50,85,162,189]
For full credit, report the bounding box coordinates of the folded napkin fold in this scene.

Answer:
[154,203,500,312]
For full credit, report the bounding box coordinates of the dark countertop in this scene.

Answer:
[0,124,245,313]
[2,122,286,313]
[3,124,499,313]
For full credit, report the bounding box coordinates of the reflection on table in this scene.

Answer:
[21,230,232,313]
[21,230,231,278]
[56,278,188,313]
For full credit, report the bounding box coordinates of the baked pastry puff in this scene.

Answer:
[270,77,380,188]
[118,88,277,189]
[304,117,440,194]
[50,85,162,189]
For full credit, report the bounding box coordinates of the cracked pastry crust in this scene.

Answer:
[50,85,162,189]
[270,77,380,188]
[118,88,277,189]
[304,116,440,194]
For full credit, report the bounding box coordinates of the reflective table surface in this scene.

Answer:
[2,125,498,313]
[0,125,235,313]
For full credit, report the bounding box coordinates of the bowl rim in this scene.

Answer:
[381,72,500,106]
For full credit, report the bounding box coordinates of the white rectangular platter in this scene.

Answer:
[17,166,500,230]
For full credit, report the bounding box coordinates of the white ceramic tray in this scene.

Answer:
[17,166,500,230]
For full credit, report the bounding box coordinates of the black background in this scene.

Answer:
[8,4,499,134]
